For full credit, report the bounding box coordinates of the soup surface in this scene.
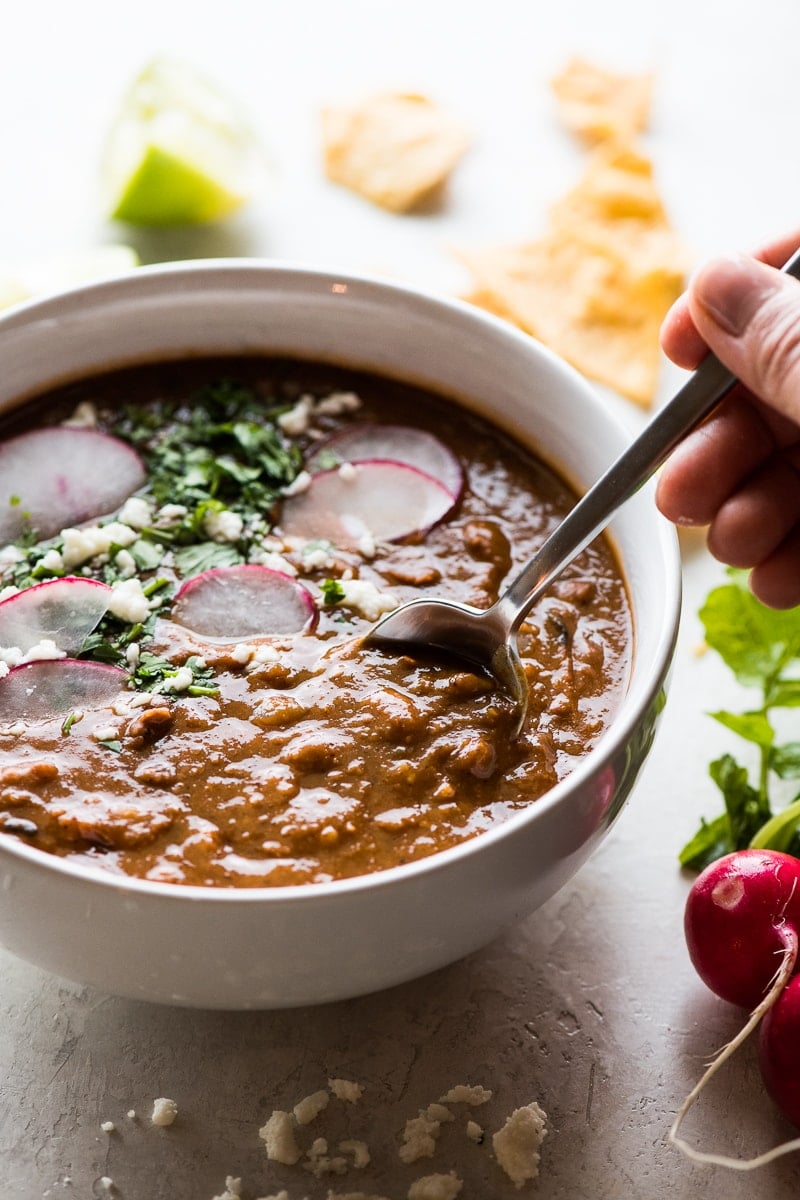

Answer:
[0,359,631,886]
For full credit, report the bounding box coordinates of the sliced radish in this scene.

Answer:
[0,660,129,722]
[0,427,146,542]
[171,564,317,639]
[280,459,456,549]
[0,577,112,654]
[307,424,464,499]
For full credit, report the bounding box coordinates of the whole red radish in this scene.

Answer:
[684,849,800,1009]
[759,972,800,1129]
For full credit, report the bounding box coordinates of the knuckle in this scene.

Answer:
[751,299,800,417]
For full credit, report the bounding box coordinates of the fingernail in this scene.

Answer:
[693,254,778,337]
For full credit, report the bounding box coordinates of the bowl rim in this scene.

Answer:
[0,257,682,905]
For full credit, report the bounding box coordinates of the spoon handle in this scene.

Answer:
[499,247,800,630]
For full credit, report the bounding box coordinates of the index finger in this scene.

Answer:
[660,227,800,369]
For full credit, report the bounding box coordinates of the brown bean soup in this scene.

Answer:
[0,359,632,886]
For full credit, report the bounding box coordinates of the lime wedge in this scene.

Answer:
[102,58,261,226]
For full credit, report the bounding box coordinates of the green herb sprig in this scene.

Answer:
[680,572,800,871]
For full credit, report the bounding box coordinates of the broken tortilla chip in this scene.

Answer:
[551,57,653,145]
[460,136,685,406]
[321,92,470,212]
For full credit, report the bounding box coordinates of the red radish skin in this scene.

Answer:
[171,564,317,639]
[760,972,800,1129]
[684,848,800,1009]
[0,660,129,722]
[280,459,456,549]
[307,424,464,499]
[670,849,800,1169]
[0,577,112,655]
[0,427,146,542]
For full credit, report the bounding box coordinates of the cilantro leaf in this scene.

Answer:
[700,578,800,688]
[321,578,345,605]
[172,541,242,579]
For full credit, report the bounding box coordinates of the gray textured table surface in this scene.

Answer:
[3,3,800,1196]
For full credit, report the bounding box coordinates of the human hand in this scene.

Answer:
[656,230,800,608]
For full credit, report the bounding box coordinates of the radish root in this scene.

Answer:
[669,931,800,1169]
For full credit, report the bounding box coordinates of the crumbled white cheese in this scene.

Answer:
[299,539,337,570]
[277,394,315,436]
[0,639,67,668]
[92,724,121,743]
[61,522,138,570]
[151,1097,178,1127]
[328,1078,364,1103]
[0,647,22,669]
[117,496,153,530]
[425,1103,454,1123]
[100,1120,115,1133]
[356,532,376,559]
[337,461,357,481]
[331,579,398,622]
[399,1112,442,1164]
[407,1173,463,1200]
[0,585,19,602]
[125,643,141,669]
[282,469,312,497]
[98,1178,115,1194]
[245,644,280,673]
[315,390,362,416]
[61,400,98,428]
[248,545,298,576]
[230,643,255,665]
[439,1085,493,1107]
[259,1110,301,1165]
[465,1119,483,1143]
[115,548,137,579]
[303,1136,347,1178]
[492,1102,548,1189]
[161,666,194,694]
[0,544,24,566]
[108,578,150,624]
[251,1193,292,1200]
[204,508,244,543]
[339,1139,370,1168]
[126,1110,136,1120]
[294,1090,330,1125]
[40,548,65,574]
[0,663,9,680]
[210,1178,242,1200]
[155,504,188,528]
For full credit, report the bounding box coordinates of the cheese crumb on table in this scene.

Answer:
[407,1172,463,1200]
[328,1078,364,1103]
[210,1178,242,1200]
[439,1084,492,1107]
[492,1101,548,1188]
[339,1139,370,1168]
[150,1097,178,1127]
[100,1120,115,1133]
[259,1109,301,1165]
[293,1089,330,1125]
[304,1135,348,1177]
[465,1119,483,1143]
[398,1111,443,1163]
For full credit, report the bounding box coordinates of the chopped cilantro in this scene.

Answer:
[97,739,122,753]
[321,578,345,606]
[172,541,242,578]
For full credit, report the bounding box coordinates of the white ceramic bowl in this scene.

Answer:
[0,262,680,1009]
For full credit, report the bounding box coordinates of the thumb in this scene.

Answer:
[689,254,800,425]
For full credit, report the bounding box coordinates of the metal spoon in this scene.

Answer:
[368,248,800,737]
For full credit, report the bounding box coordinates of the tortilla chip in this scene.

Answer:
[321,92,470,212]
[459,139,685,406]
[551,58,653,145]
